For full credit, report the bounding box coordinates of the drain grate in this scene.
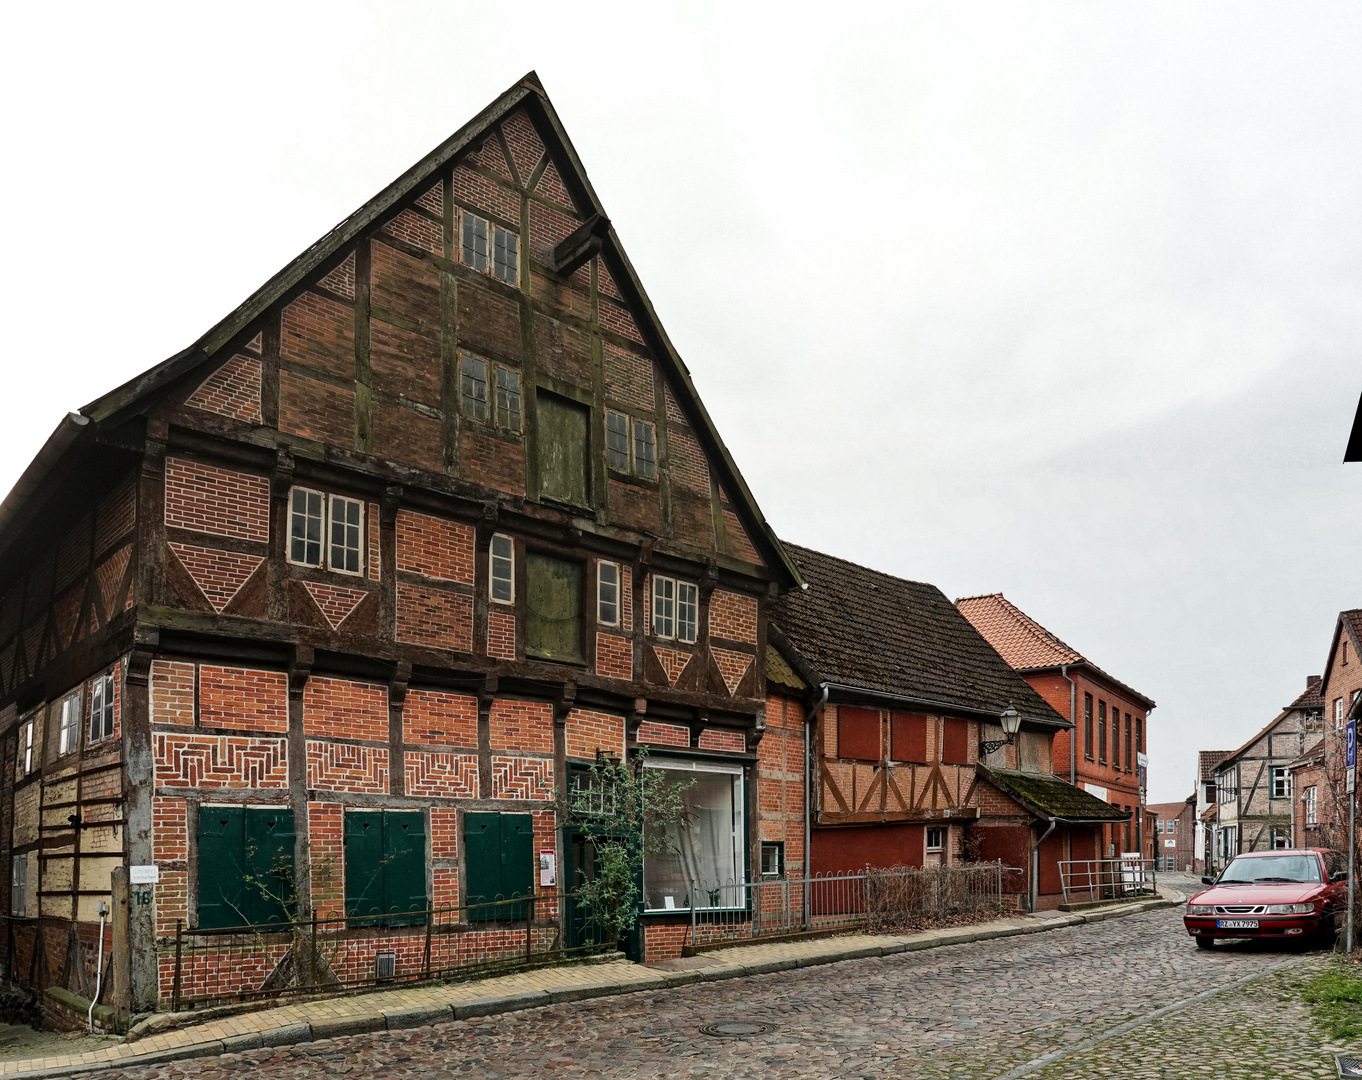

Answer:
[699,1021,776,1038]
[1338,1056,1362,1079]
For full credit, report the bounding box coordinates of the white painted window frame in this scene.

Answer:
[490,533,515,605]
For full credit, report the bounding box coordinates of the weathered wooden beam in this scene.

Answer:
[547,214,610,277]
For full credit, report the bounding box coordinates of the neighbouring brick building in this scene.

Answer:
[0,72,808,1012]
[1289,739,1326,850]
[956,594,1156,862]
[1193,749,1230,874]
[767,547,1126,912]
[1209,677,1323,870]
[1311,611,1362,850]
[1146,798,1194,872]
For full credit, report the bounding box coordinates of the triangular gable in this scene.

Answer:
[62,72,799,589]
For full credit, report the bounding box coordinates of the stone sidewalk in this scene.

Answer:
[1,891,1179,1079]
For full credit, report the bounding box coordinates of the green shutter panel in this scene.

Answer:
[197,805,246,930]
[537,392,589,507]
[382,811,427,926]
[502,814,534,920]
[246,807,296,927]
[465,812,501,921]
[345,810,384,922]
[525,554,583,662]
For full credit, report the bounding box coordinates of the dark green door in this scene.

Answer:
[346,810,426,926]
[197,805,294,930]
[465,812,533,921]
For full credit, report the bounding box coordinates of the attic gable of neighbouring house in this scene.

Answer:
[0,73,798,587]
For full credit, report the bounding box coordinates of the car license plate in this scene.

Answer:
[1217,919,1259,929]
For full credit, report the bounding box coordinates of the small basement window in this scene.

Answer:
[761,841,784,878]
[926,827,945,853]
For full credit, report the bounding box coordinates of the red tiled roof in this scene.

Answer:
[955,593,1155,708]
[1288,676,1324,711]
[1147,800,1194,818]
[1198,750,1231,782]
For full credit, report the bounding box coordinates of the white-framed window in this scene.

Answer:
[329,496,363,575]
[88,673,115,744]
[1155,819,1164,834]
[289,488,364,574]
[650,576,698,645]
[11,852,27,916]
[760,841,784,878]
[642,759,744,911]
[1305,785,1318,825]
[460,211,518,285]
[604,410,657,480]
[1271,766,1291,800]
[925,827,945,853]
[19,717,35,776]
[597,561,620,626]
[1272,830,1289,850]
[57,691,81,757]
[651,576,675,639]
[1337,697,1345,730]
[676,582,698,644]
[490,533,514,604]
[289,487,325,567]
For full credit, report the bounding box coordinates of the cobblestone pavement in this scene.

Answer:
[93,904,1345,1080]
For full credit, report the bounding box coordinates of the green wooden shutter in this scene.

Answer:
[197,805,246,930]
[502,813,534,920]
[245,807,295,927]
[382,811,427,926]
[525,554,583,662]
[345,810,384,923]
[465,812,501,921]
[537,392,589,507]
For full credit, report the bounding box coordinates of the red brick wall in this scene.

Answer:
[151,660,195,726]
[491,756,554,800]
[406,751,479,798]
[487,610,516,660]
[155,734,289,788]
[164,458,269,542]
[185,354,263,424]
[489,700,553,754]
[396,583,473,652]
[309,802,345,918]
[395,511,474,583]
[199,666,287,732]
[303,677,388,741]
[594,632,631,680]
[306,741,389,793]
[565,708,625,760]
[708,590,757,643]
[637,721,689,747]
[403,689,477,747]
[643,921,690,962]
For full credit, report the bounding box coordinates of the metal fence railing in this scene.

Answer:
[166,891,605,1012]
[686,862,1015,950]
[1058,857,1158,907]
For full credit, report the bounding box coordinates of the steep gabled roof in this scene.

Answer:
[1320,610,1362,697]
[1217,675,1327,772]
[955,592,1155,710]
[1199,749,1232,782]
[0,72,801,587]
[769,545,1066,726]
[1287,676,1324,712]
[979,767,1128,822]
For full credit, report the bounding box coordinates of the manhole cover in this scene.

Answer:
[699,1021,776,1038]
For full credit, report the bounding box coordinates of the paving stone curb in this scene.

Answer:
[4,895,1179,1079]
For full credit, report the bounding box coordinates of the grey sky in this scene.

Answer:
[4,2,1360,802]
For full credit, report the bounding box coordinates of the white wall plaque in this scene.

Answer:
[130,865,159,885]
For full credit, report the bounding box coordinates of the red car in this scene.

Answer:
[1184,848,1347,949]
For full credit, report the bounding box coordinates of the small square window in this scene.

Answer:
[58,692,81,757]
[495,367,522,432]
[289,487,324,567]
[652,576,675,639]
[760,841,784,878]
[492,226,519,285]
[461,355,488,422]
[329,496,363,575]
[676,582,698,644]
[633,420,656,479]
[461,212,489,272]
[598,561,620,626]
[88,673,115,744]
[606,411,630,472]
[926,827,945,853]
[490,534,514,604]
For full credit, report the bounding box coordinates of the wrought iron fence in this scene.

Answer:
[1058,857,1158,907]
[686,862,1015,949]
[166,890,606,1012]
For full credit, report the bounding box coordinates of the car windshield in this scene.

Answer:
[1218,855,1321,885]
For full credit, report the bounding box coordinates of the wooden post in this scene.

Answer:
[110,867,131,1032]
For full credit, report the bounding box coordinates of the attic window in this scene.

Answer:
[605,409,657,480]
[461,212,489,272]
[492,226,519,285]
[289,487,364,575]
[460,211,518,286]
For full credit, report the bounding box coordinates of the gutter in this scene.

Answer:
[0,412,91,552]
[1060,663,1077,784]
[804,683,829,928]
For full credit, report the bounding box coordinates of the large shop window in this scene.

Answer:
[642,760,745,912]
[465,812,534,921]
[197,805,295,929]
[525,554,584,663]
[344,810,427,926]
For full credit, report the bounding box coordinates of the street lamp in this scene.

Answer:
[980,705,1022,757]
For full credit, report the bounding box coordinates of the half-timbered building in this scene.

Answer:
[768,545,1126,912]
[0,72,805,1014]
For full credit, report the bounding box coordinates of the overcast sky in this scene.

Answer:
[4,3,1360,802]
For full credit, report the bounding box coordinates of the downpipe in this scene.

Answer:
[1060,664,1076,785]
[1031,817,1057,913]
[88,900,108,1032]
[805,683,829,929]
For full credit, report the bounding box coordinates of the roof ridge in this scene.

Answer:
[780,542,944,592]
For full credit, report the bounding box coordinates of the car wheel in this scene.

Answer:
[1195,936,1215,950]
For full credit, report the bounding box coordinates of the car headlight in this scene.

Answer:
[1186,904,1214,915]
[1264,903,1316,915]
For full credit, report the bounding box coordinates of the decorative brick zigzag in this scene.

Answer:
[303,581,369,630]
[650,646,692,687]
[168,543,263,613]
[154,735,288,789]
[491,756,554,801]
[406,752,479,799]
[711,647,754,696]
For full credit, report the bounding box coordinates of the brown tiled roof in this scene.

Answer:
[955,593,1155,709]
[770,545,1066,725]
[1198,750,1231,782]
[1288,676,1324,711]
[1147,800,1194,819]
[1287,739,1325,770]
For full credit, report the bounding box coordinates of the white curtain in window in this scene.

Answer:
[643,762,743,910]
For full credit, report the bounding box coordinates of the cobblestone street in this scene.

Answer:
[87,901,1346,1080]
